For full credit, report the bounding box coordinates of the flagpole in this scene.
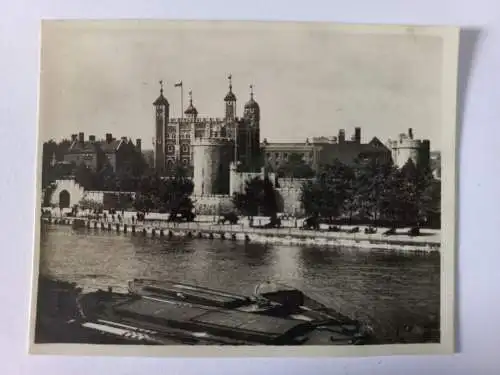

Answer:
[174,80,183,164]
[181,83,184,120]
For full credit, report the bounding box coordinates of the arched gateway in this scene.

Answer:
[49,179,85,208]
[58,190,70,208]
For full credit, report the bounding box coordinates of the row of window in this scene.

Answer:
[166,144,190,153]
[166,158,190,166]
[266,152,313,160]
[166,132,191,139]
[72,153,95,161]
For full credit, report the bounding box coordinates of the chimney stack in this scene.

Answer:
[89,135,96,142]
[136,138,142,151]
[106,133,112,143]
[354,127,361,143]
[78,132,84,143]
[338,129,345,143]
[71,134,77,142]
[408,128,413,139]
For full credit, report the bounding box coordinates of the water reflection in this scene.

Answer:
[38,225,440,339]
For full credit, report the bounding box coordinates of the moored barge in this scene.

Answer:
[72,279,377,345]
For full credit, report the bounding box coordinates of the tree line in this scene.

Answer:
[301,157,440,228]
[232,156,440,228]
[43,140,440,228]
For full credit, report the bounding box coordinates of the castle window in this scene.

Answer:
[181,144,189,153]
[182,159,189,165]
[167,145,174,153]
[266,153,270,158]
[284,153,288,160]
[275,153,279,159]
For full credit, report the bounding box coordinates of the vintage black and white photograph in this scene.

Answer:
[30,20,458,356]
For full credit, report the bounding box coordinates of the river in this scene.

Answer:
[38,224,440,342]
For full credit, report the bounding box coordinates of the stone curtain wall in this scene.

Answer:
[276,178,310,216]
[229,164,277,196]
[47,179,137,209]
[82,190,137,204]
[192,194,234,216]
[47,177,308,217]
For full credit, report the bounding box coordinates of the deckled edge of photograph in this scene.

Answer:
[27,19,460,358]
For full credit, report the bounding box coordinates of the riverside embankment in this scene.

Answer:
[41,214,441,254]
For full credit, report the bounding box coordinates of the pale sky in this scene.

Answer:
[39,21,444,151]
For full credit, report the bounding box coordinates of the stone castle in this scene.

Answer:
[153,75,261,189]
[46,76,435,216]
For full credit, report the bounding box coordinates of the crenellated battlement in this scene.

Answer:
[387,128,423,150]
[192,137,233,146]
[388,138,422,149]
[169,117,226,124]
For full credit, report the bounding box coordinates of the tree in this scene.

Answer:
[420,178,441,227]
[300,160,353,221]
[133,168,194,216]
[233,177,261,217]
[277,153,315,179]
[347,157,398,224]
[74,164,95,190]
[78,198,104,212]
[42,183,57,207]
[232,176,279,218]
[378,167,408,226]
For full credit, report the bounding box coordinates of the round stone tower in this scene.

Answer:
[389,128,422,168]
[192,138,233,196]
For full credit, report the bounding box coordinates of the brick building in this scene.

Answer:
[262,127,392,172]
[63,132,143,174]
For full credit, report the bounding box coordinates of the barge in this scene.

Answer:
[72,279,378,345]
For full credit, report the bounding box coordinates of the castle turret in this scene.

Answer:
[238,84,262,172]
[153,80,169,173]
[243,84,260,124]
[389,128,426,168]
[183,89,198,121]
[224,74,237,121]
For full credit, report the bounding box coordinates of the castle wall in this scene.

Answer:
[275,178,310,216]
[192,194,234,216]
[229,164,277,196]
[82,191,136,209]
[228,168,307,216]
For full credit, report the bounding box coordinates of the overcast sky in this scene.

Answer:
[39,21,444,151]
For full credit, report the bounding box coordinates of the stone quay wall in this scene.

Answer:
[42,217,441,254]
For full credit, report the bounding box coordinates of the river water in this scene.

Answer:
[38,225,440,342]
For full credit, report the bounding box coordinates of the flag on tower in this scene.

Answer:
[174,81,183,87]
